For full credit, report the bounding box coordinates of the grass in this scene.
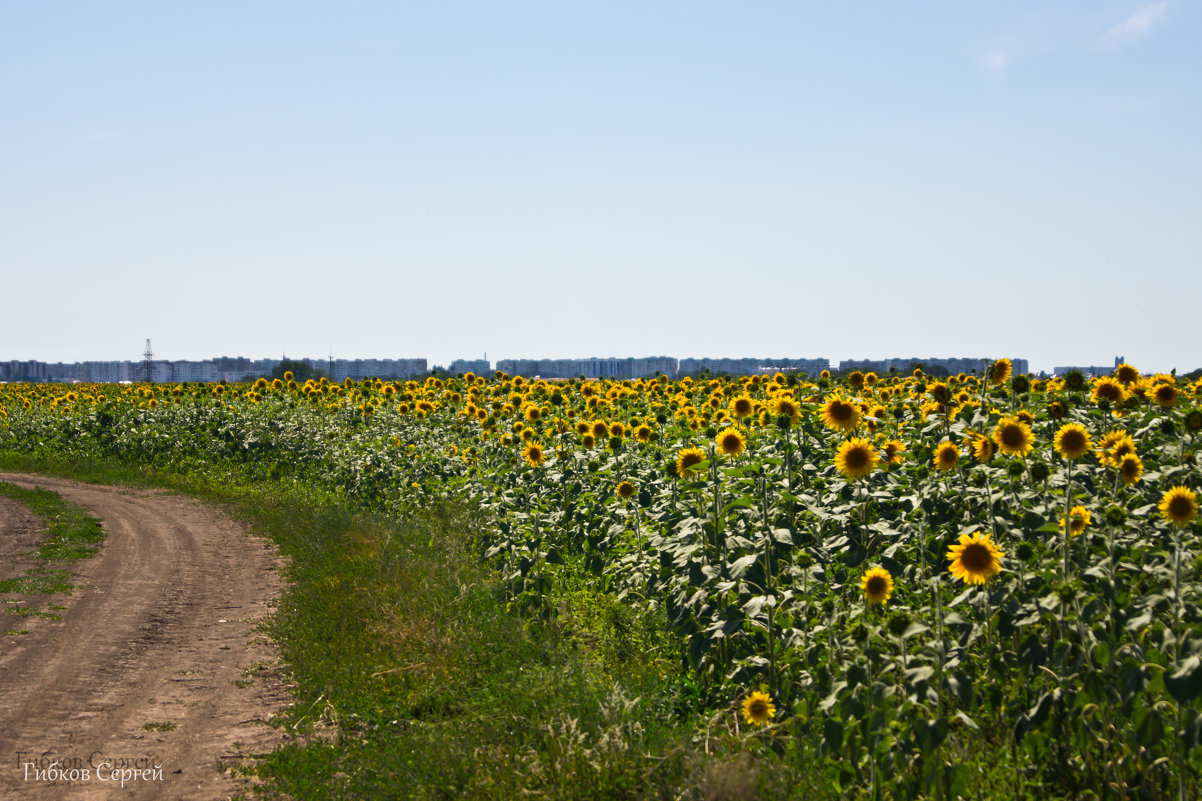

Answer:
[0,482,105,622]
[0,452,847,800]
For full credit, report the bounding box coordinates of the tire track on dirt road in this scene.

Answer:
[0,473,291,800]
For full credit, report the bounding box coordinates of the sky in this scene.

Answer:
[2,1,1199,375]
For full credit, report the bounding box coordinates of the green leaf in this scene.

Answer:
[1166,656,1202,705]
[823,717,844,750]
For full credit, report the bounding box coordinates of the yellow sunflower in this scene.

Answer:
[883,439,907,466]
[616,480,635,499]
[933,440,960,471]
[1114,363,1141,385]
[731,395,755,418]
[581,433,596,448]
[972,435,995,464]
[992,417,1035,457]
[740,691,776,726]
[715,427,747,458]
[860,566,894,605]
[522,442,546,467]
[1152,382,1178,409]
[1118,453,1143,486]
[1090,377,1126,406]
[1061,505,1091,536]
[772,396,801,425]
[676,447,706,479]
[1053,423,1092,460]
[835,437,879,479]
[820,396,860,432]
[989,358,1012,385]
[947,531,1004,585]
[1159,486,1198,527]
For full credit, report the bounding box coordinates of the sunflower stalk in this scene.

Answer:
[759,474,779,697]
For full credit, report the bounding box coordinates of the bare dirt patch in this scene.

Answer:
[0,473,291,800]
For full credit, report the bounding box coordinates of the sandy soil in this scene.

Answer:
[0,473,292,800]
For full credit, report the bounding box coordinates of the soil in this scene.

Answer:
[0,473,292,800]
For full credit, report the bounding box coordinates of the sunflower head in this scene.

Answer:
[1054,423,1092,460]
[1091,377,1126,406]
[740,691,776,726]
[861,566,894,605]
[821,396,861,432]
[933,440,960,471]
[1153,382,1178,409]
[947,531,1005,585]
[883,439,906,466]
[1114,363,1141,385]
[522,442,546,467]
[616,480,635,499]
[1118,453,1143,486]
[835,437,879,479]
[731,395,755,418]
[1159,486,1198,527]
[972,435,995,464]
[676,447,706,479]
[715,427,747,458]
[1062,505,1091,536]
[993,417,1035,457]
[989,358,1012,385]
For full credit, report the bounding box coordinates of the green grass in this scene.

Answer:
[0,482,105,614]
[0,453,845,800]
[0,481,106,564]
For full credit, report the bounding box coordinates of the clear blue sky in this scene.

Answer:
[3,2,1199,374]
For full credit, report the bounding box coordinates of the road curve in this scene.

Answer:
[0,473,289,800]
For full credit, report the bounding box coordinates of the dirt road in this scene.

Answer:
[0,473,290,800]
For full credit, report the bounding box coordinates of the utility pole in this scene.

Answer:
[141,339,155,383]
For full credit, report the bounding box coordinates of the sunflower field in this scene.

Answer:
[3,361,1202,799]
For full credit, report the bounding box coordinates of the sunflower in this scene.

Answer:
[933,440,960,471]
[989,358,1012,385]
[581,433,596,448]
[993,417,1035,457]
[676,447,706,479]
[1118,453,1143,486]
[1152,382,1178,409]
[575,420,590,436]
[947,531,1004,585]
[772,396,801,425]
[715,427,747,457]
[1054,423,1092,460]
[883,439,906,466]
[522,442,546,467]
[972,435,995,464]
[1061,505,1091,536]
[616,480,635,499]
[731,395,755,418]
[820,396,860,432]
[835,437,879,479]
[1187,410,1202,432]
[1090,378,1126,406]
[635,424,653,443]
[591,420,609,439]
[1114,363,1141,385]
[1159,486,1198,527]
[740,691,776,726]
[861,566,894,604]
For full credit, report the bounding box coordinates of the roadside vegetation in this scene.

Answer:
[1,360,1200,799]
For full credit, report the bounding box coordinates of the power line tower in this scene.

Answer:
[141,339,155,383]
